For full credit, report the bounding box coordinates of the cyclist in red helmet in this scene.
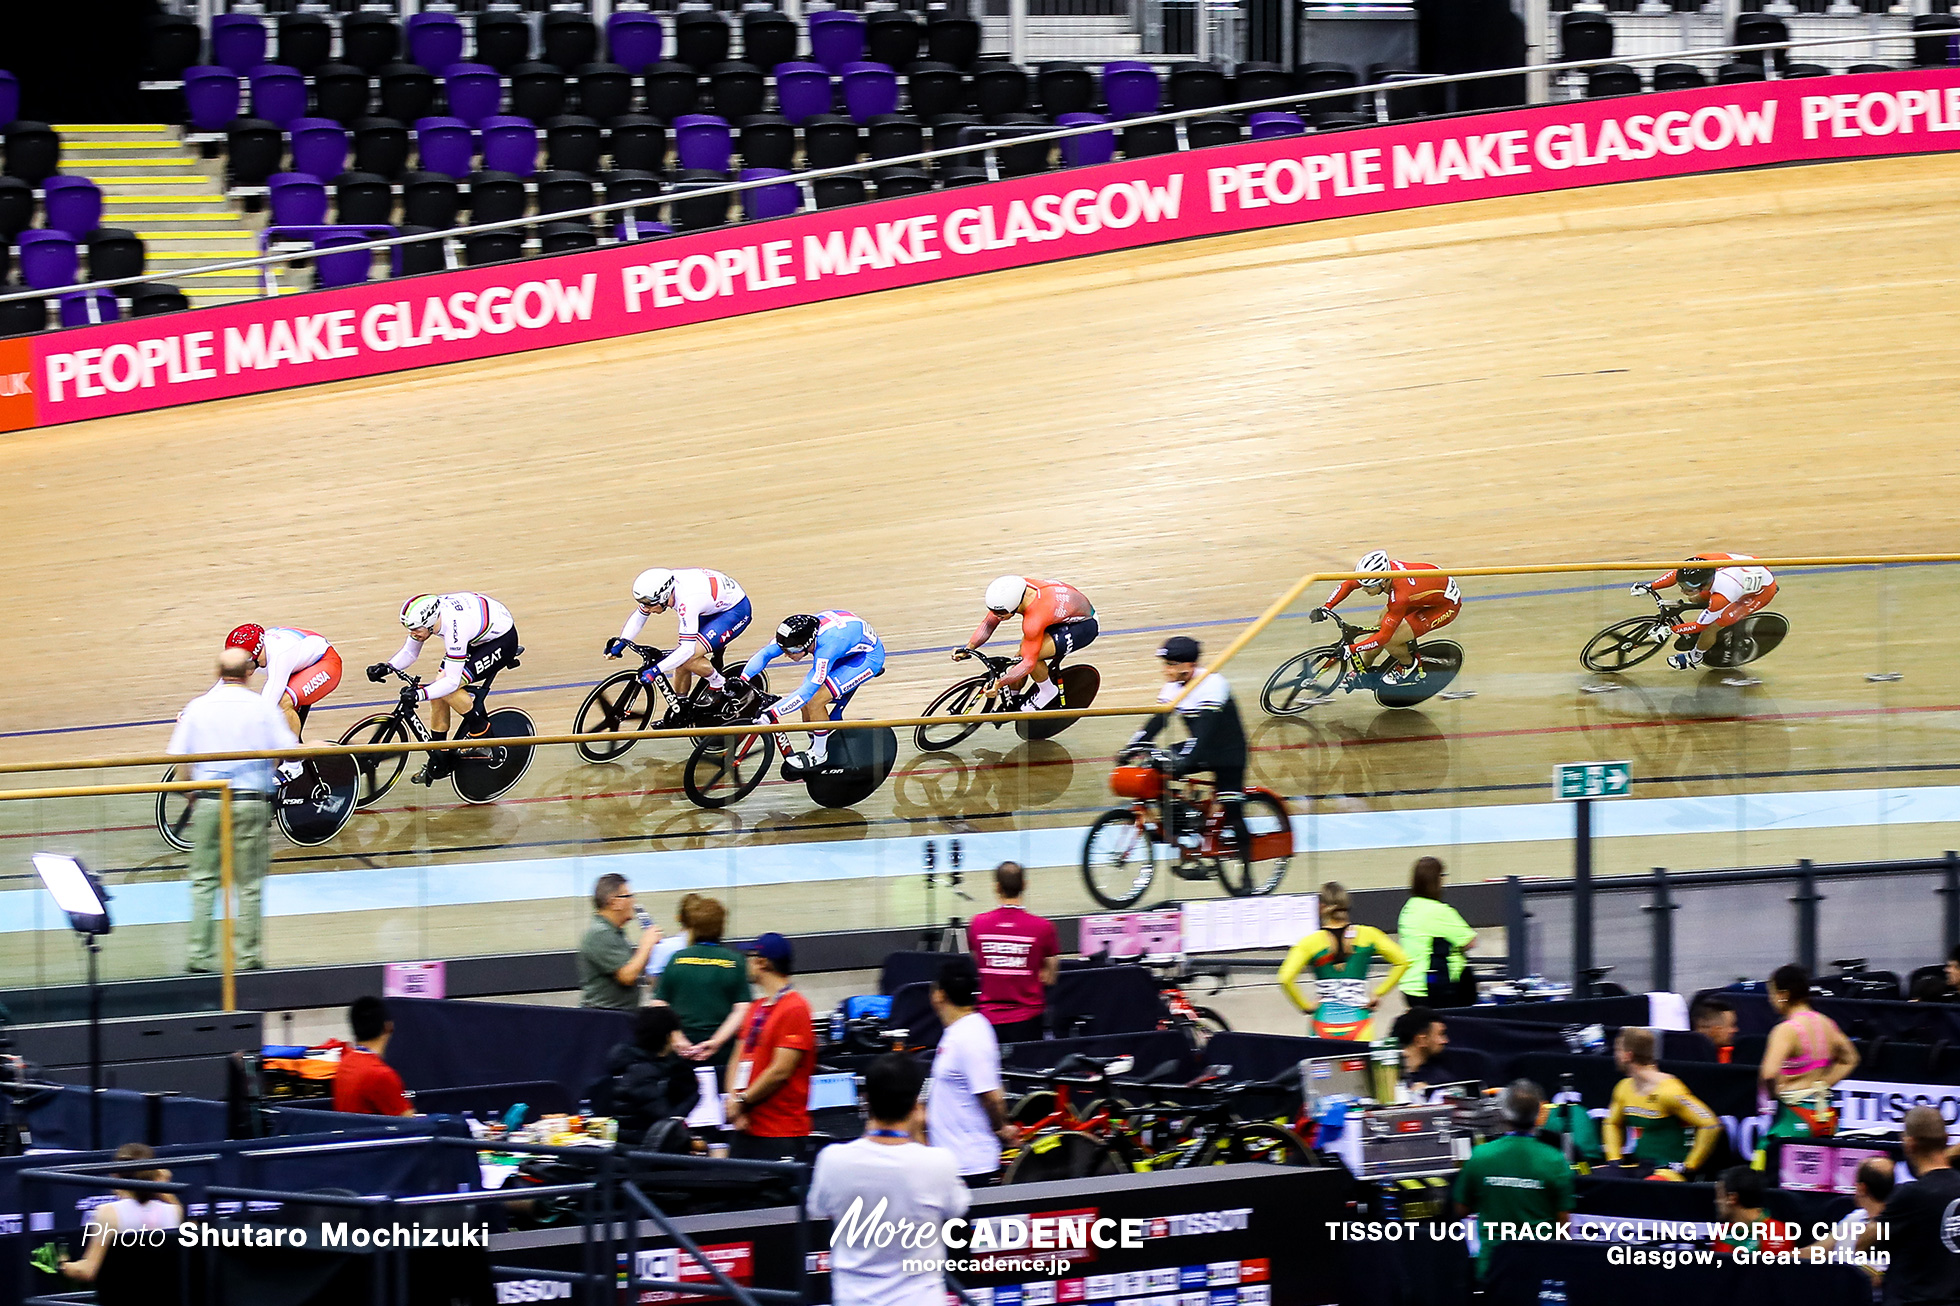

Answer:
[225,624,343,780]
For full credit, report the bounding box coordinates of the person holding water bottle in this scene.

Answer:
[578,873,661,1011]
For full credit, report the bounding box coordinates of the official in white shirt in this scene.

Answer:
[927,956,1019,1185]
[167,648,298,973]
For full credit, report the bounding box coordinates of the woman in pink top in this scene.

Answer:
[1761,963,1859,1143]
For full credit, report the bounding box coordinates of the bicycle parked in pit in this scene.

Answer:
[1260,611,1466,717]
[571,642,769,763]
[336,668,537,807]
[1080,745,1293,910]
[913,650,1102,753]
[1580,585,1789,674]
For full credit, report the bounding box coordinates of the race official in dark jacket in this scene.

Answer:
[1130,636,1251,862]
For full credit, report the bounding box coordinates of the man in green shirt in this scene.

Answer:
[1454,1079,1574,1291]
[578,873,661,1011]
[655,896,752,1068]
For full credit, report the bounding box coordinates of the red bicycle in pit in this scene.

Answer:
[1080,745,1294,909]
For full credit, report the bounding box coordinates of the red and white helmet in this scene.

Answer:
[225,624,266,661]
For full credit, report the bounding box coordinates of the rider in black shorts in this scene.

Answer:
[368,592,522,783]
[1130,636,1251,863]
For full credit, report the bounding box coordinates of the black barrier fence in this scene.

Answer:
[1505,853,1960,995]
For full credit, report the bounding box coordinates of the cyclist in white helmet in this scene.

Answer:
[957,575,1098,712]
[604,567,753,709]
[367,592,520,783]
[1313,551,1462,686]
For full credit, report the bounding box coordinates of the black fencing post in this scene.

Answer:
[1647,868,1675,993]
[1505,876,1529,979]
[1793,858,1821,976]
[1573,799,1594,989]
[1944,851,1960,957]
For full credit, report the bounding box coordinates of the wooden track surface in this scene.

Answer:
[4,152,1960,982]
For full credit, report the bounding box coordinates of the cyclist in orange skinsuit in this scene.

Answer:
[1314,550,1462,686]
[958,576,1099,711]
[1636,553,1778,671]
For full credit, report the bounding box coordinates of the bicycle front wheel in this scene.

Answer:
[338,714,408,809]
[1198,1122,1316,1167]
[1082,808,1157,909]
[574,671,655,762]
[1004,1130,1123,1183]
[914,675,990,752]
[683,730,775,809]
[1581,617,1666,673]
[156,765,194,852]
[1261,645,1344,716]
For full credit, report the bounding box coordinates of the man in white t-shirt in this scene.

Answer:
[810,1054,970,1306]
[927,956,1019,1185]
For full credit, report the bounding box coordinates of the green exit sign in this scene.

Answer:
[1554,761,1632,800]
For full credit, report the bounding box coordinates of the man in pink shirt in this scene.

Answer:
[968,862,1061,1045]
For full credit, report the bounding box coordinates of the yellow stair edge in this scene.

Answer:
[115,214,246,222]
[51,124,174,132]
[63,141,183,150]
[97,177,224,186]
[104,196,230,203]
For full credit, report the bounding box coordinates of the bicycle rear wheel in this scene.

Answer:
[1373,641,1463,708]
[1004,1129,1123,1183]
[1225,791,1292,897]
[1709,611,1788,668]
[1197,1121,1316,1167]
[1082,808,1157,909]
[452,709,537,805]
[338,714,408,809]
[574,671,655,762]
[1581,616,1666,673]
[914,675,989,752]
[276,755,360,846]
[156,765,194,852]
[684,729,776,809]
[1261,645,1344,716]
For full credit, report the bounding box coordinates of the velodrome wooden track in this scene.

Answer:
[5,152,1960,983]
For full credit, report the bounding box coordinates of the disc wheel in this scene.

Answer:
[275,755,360,846]
[156,765,195,852]
[1373,641,1464,708]
[1004,1129,1122,1183]
[683,730,776,809]
[1018,664,1101,741]
[452,708,537,805]
[1581,616,1667,673]
[1708,611,1788,668]
[913,675,989,752]
[1219,790,1292,897]
[1260,645,1345,716]
[1197,1122,1316,1167]
[574,670,656,762]
[338,713,409,809]
[1082,808,1157,909]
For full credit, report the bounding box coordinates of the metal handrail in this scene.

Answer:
[0,24,1947,308]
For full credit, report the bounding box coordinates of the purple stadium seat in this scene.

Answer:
[1102,61,1161,118]
[840,63,899,123]
[479,115,539,178]
[183,67,242,133]
[288,118,349,181]
[0,71,18,129]
[212,14,269,76]
[1249,111,1305,139]
[1057,112,1113,166]
[407,13,467,76]
[673,115,732,172]
[607,11,665,74]
[808,12,866,75]
[59,290,119,327]
[312,230,376,288]
[739,167,798,220]
[41,176,103,239]
[442,64,503,128]
[774,63,833,126]
[18,230,79,290]
[414,117,474,179]
[249,65,308,129]
[268,173,330,225]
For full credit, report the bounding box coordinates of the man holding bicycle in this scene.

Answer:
[1636,553,1777,671]
[604,567,752,709]
[1313,550,1461,687]
[742,611,886,776]
[1130,636,1250,866]
[367,592,520,784]
[958,576,1097,712]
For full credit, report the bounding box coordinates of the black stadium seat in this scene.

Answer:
[866,114,925,162]
[1121,120,1178,159]
[1296,61,1359,115]
[541,220,598,255]
[545,115,605,176]
[675,12,731,72]
[341,13,402,73]
[1168,63,1229,111]
[128,282,190,317]
[1185,115,1241,148]
[278,14,333,75]
[927,17,981,70]
[803,116,861,170]
[1733,13,1789,71]
[975,62,1032,118]
[224,119,282,188]
[313,65,372,126]
[378,64,436,124]
[511,63,569,122]
[576,64,635,124]
[1037,62,1092,116]
[1651,62,1705,91]
[543,14,600,72]
[1914,13,1960,66]
[86,229,146,281]
[709,63,767,120]
[643,63,701,122]
[876,167,931,199]
[606,170,666,227]
[145,14,202,80]
[474,14,533,74]
[0,178,34,237]
[1560,12,1614,63]
[0,296,46,338]
[333,171,393,224]
[739,116,796,171]
[352,118,410,180]
[668,169,729,230]
[3,122,61,185]
[393,225,446,276]
[536,170,595,221]
[868,12,924,70]
[607,116,667,174]
[1233,62,1291,108]
[907,63,967,119]
[813,174,866,208]
[1585,64,1643,97]
[464,231,523,265]
[742,13,800,74]
[401,171,461,229]
[468,171,529,225]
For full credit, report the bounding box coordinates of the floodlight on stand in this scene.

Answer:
[32,853,110,936]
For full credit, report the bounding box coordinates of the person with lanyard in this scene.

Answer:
[1601,1026,1720,1179]
[1454,1079,1574,1303]
[810,1054,969,1306]
[332,996,414,1116]
[1277,881,1409,1040]
[1760,962,1858,1145]
[725,932,814,1161]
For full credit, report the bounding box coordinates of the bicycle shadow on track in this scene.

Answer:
[890,739,1079,822]
[1250,710,1453,799]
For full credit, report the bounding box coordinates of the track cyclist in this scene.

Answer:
[1278,882,1408,1039]
[604,567,753,712]
[1634,553,1778,671]
[225,624,342,783]
[958,576,1098,712]
[741,611,887,776]
[367,592,521,784]
[1128,635,1251,866]
[1312,550,1462,686]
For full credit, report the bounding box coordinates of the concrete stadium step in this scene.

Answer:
[979,16,1142,61]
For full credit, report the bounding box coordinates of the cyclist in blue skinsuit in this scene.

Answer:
[741,611,887,776]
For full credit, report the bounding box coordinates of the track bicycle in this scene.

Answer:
[1580,585,1789,674]
[336,669,537,807]
[1080,746,1293,910]
[682,680,900,811]
[572,642,768,763]
[155,753,361,852]
[1261,611,1465,716]
[913,650,1102,752]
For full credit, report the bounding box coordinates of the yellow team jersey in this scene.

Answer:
[1603,1073,1720,1172]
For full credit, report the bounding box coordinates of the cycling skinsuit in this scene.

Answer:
[1323,562,1462,654]
[1603,1074,1721,1171]
[1767,1007,1842,1140]
[617,569,752,676]
[388,593,518,702]
[1650,553,1778,632]
[967,579,1097,688]
[1278,925,1409,1040]
[259,627,341,714]
[742,611,886,718]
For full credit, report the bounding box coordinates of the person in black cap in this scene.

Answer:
[1129,636,1250,873]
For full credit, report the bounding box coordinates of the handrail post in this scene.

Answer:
[1943,851,1960,958]
[219,785,236,1013]
[1572,797,1593,991]
[1646,868,1675,993]
[1792,858,1821,977]
[1505,875,1529,979]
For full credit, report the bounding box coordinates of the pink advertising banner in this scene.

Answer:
[12,69,1960,432]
